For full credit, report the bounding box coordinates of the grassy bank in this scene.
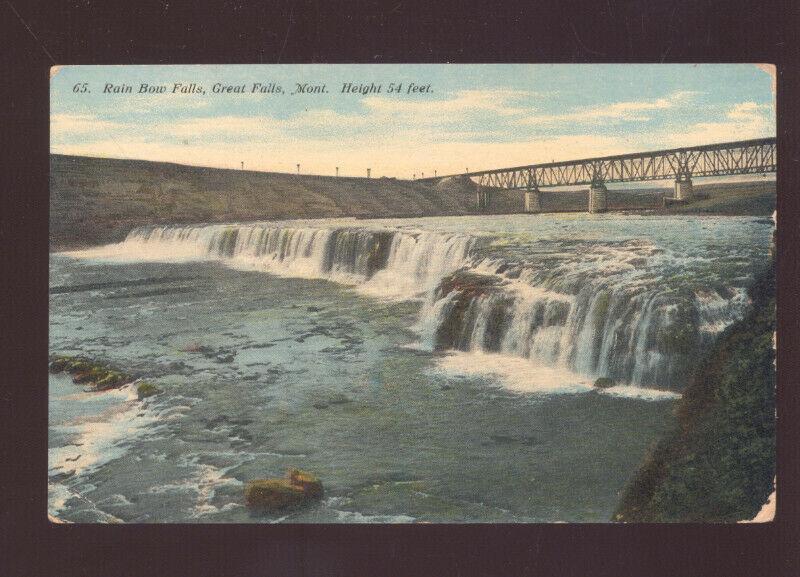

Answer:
[50,154,776,250]
[614,259,776,522]
[50,155,518,249]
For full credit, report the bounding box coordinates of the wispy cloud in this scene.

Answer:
[363,89,532,117]
[50,113,125,135]
[51,132,630,178]
[522,91,699,125]
[661,101,774,146]
[50,81,774,177]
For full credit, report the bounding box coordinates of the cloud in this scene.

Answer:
[50,113,125,136]
[362,89,532,117]
[151,115,284,139]
[50,89,774,178]
[521,91,699,125]
[660,101,774,146]
[51,132,628,178]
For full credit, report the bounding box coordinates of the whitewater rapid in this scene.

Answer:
[62,215,771,391]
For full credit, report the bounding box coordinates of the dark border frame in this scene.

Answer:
[3,2,799,576]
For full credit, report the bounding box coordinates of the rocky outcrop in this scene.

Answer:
[136,382,159,400]
[614,261,775,522]
[593,377,615,389]
[433,272,504,350]
[49,355,132,391]
[244,469,324,512]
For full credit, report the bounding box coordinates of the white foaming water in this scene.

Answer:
[433,350,593,395]
[65,222,475,300]
[48,379,158,479]
[60,215,770,391]
[48,374,162,519]
[433,351,679,400]
[418,232,761,388]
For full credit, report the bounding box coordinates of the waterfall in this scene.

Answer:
[419,253,753,389]
[77,219,760,390]
[121,223,475,298]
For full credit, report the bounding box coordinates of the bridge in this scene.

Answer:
[419,137,776,213]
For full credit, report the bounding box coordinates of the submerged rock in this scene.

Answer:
[245,468,324,512]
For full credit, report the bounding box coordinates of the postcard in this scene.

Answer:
[48,64,776,523]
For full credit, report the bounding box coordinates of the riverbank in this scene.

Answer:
[613,259,776,522]
[50,154,775,250]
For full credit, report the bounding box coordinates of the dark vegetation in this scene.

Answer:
[50,154,775,250]
[614,260,775,522]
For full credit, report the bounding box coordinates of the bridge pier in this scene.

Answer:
[524,187,541,213]
[588,182,608,213]
[476,186,490,211]
[674,176,694,201]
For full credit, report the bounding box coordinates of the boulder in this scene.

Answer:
[136,381,159,400]
[245,468,323,512]
[594,377,616,389]
[288,469,324,499]
[49,354,132,391]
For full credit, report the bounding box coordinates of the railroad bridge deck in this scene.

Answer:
[419,137,776,213]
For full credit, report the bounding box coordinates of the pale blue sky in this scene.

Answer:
[51,64,775,178]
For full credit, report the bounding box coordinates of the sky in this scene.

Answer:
[50,64,775,179]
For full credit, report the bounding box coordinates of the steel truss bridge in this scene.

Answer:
[418,137,776,213]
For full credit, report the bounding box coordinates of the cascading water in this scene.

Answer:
[120,222,476,298]
[81,216,770,391]
[419,235,760,390]
[51,213,773,524]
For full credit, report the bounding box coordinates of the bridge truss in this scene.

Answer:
[422,137,776,190]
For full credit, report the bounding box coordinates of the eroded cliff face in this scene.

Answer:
[614,260,775,522]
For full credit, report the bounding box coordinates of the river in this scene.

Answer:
[48,213,772,522]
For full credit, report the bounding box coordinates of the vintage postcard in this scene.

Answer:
[48,64,776,523]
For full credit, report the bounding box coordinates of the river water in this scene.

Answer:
[48,213,772,523]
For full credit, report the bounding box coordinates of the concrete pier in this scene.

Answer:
[476,187,490,210]
[588,183,608,213]
[524,188,542,213]
[674,177,693,201]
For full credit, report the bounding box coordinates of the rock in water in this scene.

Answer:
[594,377,616,389]
[137,382,159,400]
[288,468,324,499]
[49,355,133,391]
[245,468,324,512]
